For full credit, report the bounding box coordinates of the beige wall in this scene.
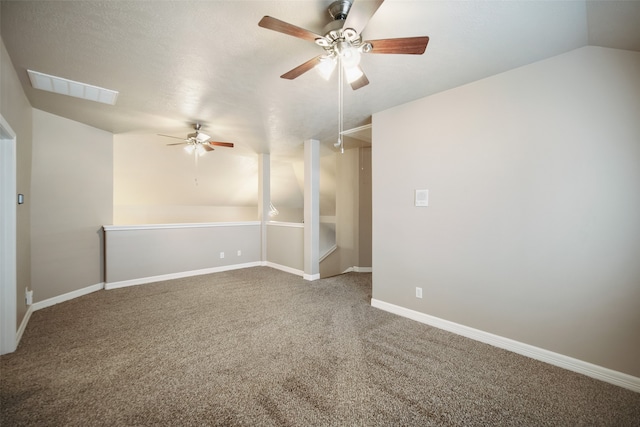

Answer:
[1,37,32,326]
[320,146,372,277]
[271,157,304,223]
[114,205,258,225]
[105,223,261,284]
[372,46,640,377]
[335,148,359,274]
[358,147,372,269]
[30,109,113,302]
[113,132,259,224]
[266,223,304,272]
[270,153,337,223]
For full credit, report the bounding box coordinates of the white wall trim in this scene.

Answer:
[319,244,337,263]
[105,262,262,290]
[303,273,320,281]
[16,305,33,347]
[0,114,17,355]
[371,298,640,393]
[263,261,304,278]
[32,283,105,311]
[104,221,260,232]
[340,123,372,137]
[342,266,373,274]
[266,221,304,228]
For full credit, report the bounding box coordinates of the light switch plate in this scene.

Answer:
[415,189,429,207]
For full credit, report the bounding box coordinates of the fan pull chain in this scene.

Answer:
[194,151,199,186]
[337,57,344,154]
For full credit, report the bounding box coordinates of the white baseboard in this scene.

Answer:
[319,245,337,263]
[261,262,319,280]
[105,262,262,290]
[265,263,366,280]
[263,262,304,278]
[16,305,33,348]
[32,283,105,311]
[370,298,640,393]
[342,266,373,274]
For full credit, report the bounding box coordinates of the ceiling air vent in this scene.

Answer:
[27,69,119,105]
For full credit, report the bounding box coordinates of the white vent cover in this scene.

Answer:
[27,70,119,105]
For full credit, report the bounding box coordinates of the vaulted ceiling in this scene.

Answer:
[2,1,640,157]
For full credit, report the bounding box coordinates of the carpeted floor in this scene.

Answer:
[1,267,639,426]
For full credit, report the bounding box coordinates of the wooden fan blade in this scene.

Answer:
[350,67,369,90]
[202,144,215,152]
[281,55,323,80]
[258,16,322,43]
[158,134,187,141]
[208,141,234,148]
[343,0,385,34]
[366,36,430,55]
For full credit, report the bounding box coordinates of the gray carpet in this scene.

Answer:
[1,267,639,426]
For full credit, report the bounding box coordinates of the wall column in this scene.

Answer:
[258,153,270,263]
[304,139,320,280]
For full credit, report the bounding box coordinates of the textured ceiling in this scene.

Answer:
[2,0,640,157]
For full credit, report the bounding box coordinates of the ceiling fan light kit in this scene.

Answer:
[184,144,208,157]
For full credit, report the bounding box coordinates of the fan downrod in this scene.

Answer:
[328,0,352,21]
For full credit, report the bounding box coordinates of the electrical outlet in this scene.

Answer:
[220,252,225,259]
[237,250,242,256]
[25,289,33,305]
[416,287,423,299]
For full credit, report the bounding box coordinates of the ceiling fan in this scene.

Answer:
[258,0,429,90]
[159,123,234,156]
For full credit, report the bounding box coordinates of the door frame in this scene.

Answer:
[0,114,17,355]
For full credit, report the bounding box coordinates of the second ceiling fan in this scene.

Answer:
[159,123,234,156]
[259,0,429,90]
